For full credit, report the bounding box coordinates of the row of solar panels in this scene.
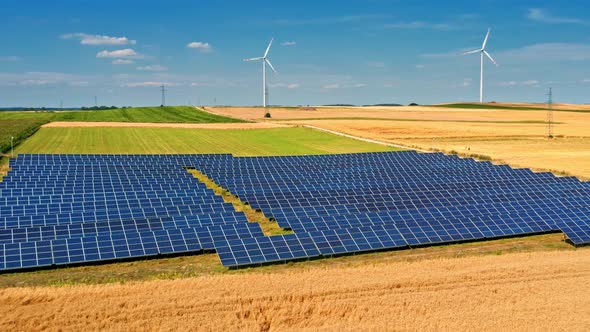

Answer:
[196,152,590,267]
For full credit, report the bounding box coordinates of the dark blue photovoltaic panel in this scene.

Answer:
[1,152,589,271]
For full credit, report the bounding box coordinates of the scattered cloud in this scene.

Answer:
[137,64,167,71]
[0,71,90,87]
[96,48,140,58]
[269,83,300,89]
[461,78,472,87]
[420,47,476,58]
[383,21,454,30]
[496,43,590,63]
[415,64,425,69]
[123,81,179,88]
[61,33,136,45]
[112,59,134,65]
[0,56,21,61]
[19,80,51,86]
[187,42,212,52]
[281,41,296,46]
[526,8,585,25]
[367,61,385,68]
[582,79,590,83]
[499,80,540,87]
[322,84,340,89]
[353,83,367,88]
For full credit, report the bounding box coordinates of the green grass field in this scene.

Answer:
[16,127,400,155]
[0,106,245,123]
[0,119,49,153]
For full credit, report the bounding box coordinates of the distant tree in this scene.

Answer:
[110,106,117,109]
[408,103,419,106]
[160,104,164,107]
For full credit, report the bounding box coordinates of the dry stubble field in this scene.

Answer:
[1,249,589,331]
[207,104,590,178]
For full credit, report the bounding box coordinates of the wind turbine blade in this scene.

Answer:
[462,49,481,55]
[265,59,277,74]
[483,50,498,66]
[264,38,274,58]
[482,28,491,49]
[243,57,263,62]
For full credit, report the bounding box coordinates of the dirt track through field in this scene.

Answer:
[42,121,290,129]
[1,249,589,331]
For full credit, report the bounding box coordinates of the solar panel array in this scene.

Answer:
[0,154,263,271]
[196,151,590,267]
[1,151,589,271]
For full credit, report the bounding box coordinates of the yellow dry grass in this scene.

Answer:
[208,106,590,178]
[1,248,589,331]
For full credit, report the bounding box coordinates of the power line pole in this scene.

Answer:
[160,85,166,106]
[94,96,98,107]
[547,88,553,139]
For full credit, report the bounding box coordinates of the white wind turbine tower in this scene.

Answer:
[462,28,498,103]
[244,38,277,117]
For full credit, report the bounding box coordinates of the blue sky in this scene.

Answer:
[0,0,589,107]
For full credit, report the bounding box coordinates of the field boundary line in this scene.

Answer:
[300,125,430,152]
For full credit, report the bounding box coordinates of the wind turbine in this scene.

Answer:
[462,28,498,103]
[244,38,277,117]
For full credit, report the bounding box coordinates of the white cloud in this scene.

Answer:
[281,41,296,46]
[0,71,90,87]
[112,59,134,65]
[499,80,540,87]
[497,43,590,63]
[0,56,21,61]
[269,83,300,89]
[20,80,51,86]
[61,33,136,45]
[383,21,453,30]
[96,48,139,58]
[123,81,179,87]
[137,64,167,71]
[353,83,367,88]
[582,79,590,83]
[187,42,212,52]
[415,64,425,69]
[69,81,89,87]
[526,8,585,25]
[322,84,340,89]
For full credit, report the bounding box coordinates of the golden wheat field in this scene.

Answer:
[207,105,590,178]
[1,249,589,331]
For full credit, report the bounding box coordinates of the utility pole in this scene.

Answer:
[160,85,166,106]
[547,88,553,139]
[94,96,98,107]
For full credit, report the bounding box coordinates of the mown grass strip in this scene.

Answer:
[187,169,291,236]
